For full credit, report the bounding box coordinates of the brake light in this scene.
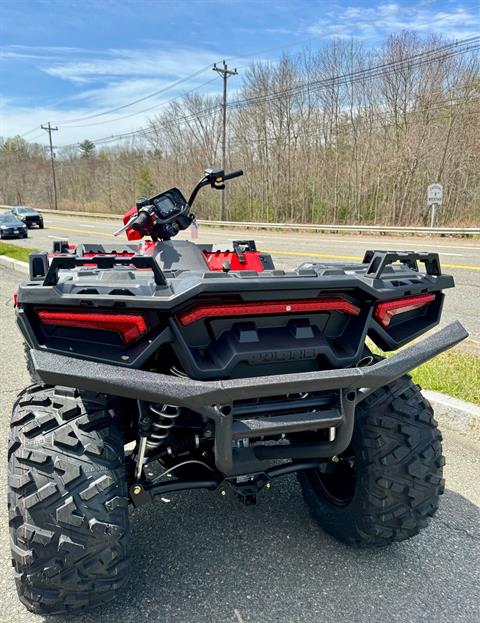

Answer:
[37,310,148,344]
[374,294,436,328]
[178,298,360,326]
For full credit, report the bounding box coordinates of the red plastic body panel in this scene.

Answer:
[123,206,142,240]
[203,251,265,272]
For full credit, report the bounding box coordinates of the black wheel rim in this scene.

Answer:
[312,453,356,507]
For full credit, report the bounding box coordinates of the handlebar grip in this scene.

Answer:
[223,169,243,181]
[131,210,150,232]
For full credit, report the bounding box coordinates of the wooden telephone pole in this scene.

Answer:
[41,122,59,210]
[213,60,237,221]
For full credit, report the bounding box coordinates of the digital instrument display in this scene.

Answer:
[153,195,179,218]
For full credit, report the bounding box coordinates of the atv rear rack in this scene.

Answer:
[362,250,442,279]
[31,320,467,475]
[28,251,167,286]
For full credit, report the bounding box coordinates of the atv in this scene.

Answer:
[8,168,467,614]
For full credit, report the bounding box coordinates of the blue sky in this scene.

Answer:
[0,0,478,147]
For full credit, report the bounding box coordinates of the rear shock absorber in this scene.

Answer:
[146,404,180,451]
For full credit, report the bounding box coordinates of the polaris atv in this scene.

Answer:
[8,168,467,614]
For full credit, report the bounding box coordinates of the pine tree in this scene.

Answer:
[79,139,96,158]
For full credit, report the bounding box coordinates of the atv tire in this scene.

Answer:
[298,376,445,547]
[8,385,129,614]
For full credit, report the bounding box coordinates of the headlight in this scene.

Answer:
[21,217,26,221]
[0,225,7,230]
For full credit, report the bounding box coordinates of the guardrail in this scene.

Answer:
[1,205,479,236]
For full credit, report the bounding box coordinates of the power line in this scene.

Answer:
[14,96,480,176]
[20,126,41,138]
[223,4,480,65]
[227,37,480,110]
[64,78,218,129]
[56,35,480,149]
[53,64,215,126]
[17,7,480,138]
[28,131,48,142]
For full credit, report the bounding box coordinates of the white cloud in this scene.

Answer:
[0,44,223,145]
[0,74,218,147]
[40,47,219,84]
[308,2,480,40]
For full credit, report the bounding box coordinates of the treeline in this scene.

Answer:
[1,32,479,226]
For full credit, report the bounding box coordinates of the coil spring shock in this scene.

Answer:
[146,403,180,450]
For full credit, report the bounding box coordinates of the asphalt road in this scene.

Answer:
[0,265,480,622]
[1,209,479,347]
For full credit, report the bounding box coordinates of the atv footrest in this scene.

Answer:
[209,389,356,475]
[232,409,342,439]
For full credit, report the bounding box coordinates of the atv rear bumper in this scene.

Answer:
[31,321,467,475]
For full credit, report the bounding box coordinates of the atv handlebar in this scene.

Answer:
[187,168,243,212]
[131,210,151,232]
[222,169,243,182]
[116,167,243,240]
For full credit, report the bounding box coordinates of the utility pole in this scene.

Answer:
[41,122,59,210]
[213,60,237,221]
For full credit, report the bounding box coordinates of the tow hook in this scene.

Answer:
[225,473,272,505]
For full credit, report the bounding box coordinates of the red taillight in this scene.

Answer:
[178,298,360,326]
[374,294,436,328]
[13,292,19,308]
[37,310,148,344]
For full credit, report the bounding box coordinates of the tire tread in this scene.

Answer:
[298,377,444,547]
[8,385,128,614]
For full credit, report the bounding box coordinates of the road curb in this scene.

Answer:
[424,390,480,440]
[0,255,29,275]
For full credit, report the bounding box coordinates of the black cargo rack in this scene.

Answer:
[29,252,167,287]
[362,250,441,279]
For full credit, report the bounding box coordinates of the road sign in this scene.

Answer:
[427,183,443,206]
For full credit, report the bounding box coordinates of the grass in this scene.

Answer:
[368,339,480,404]
[0,241,38,263]
[411,350,480,405]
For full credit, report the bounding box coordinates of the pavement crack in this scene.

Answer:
[437,518,480,541]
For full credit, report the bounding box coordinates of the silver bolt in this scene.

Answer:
[265,482,271,489]
[331,455,339,463]
[220,489,226,496]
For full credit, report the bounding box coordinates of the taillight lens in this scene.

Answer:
[374,294,436,328]
[37,310,148,344]
[178,298,360,326]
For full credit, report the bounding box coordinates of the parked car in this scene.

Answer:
[0,212,28,238]
[10,205,44,228]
